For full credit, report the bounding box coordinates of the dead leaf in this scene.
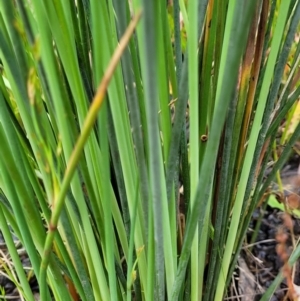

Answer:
[292,283,300,300]
[238,257,263,301]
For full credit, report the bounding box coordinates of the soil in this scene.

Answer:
[235,206,300,301]
[229,154,300,301]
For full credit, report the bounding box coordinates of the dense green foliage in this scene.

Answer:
[0,1,300,300]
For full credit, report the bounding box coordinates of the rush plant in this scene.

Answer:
[0,1,300,300]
